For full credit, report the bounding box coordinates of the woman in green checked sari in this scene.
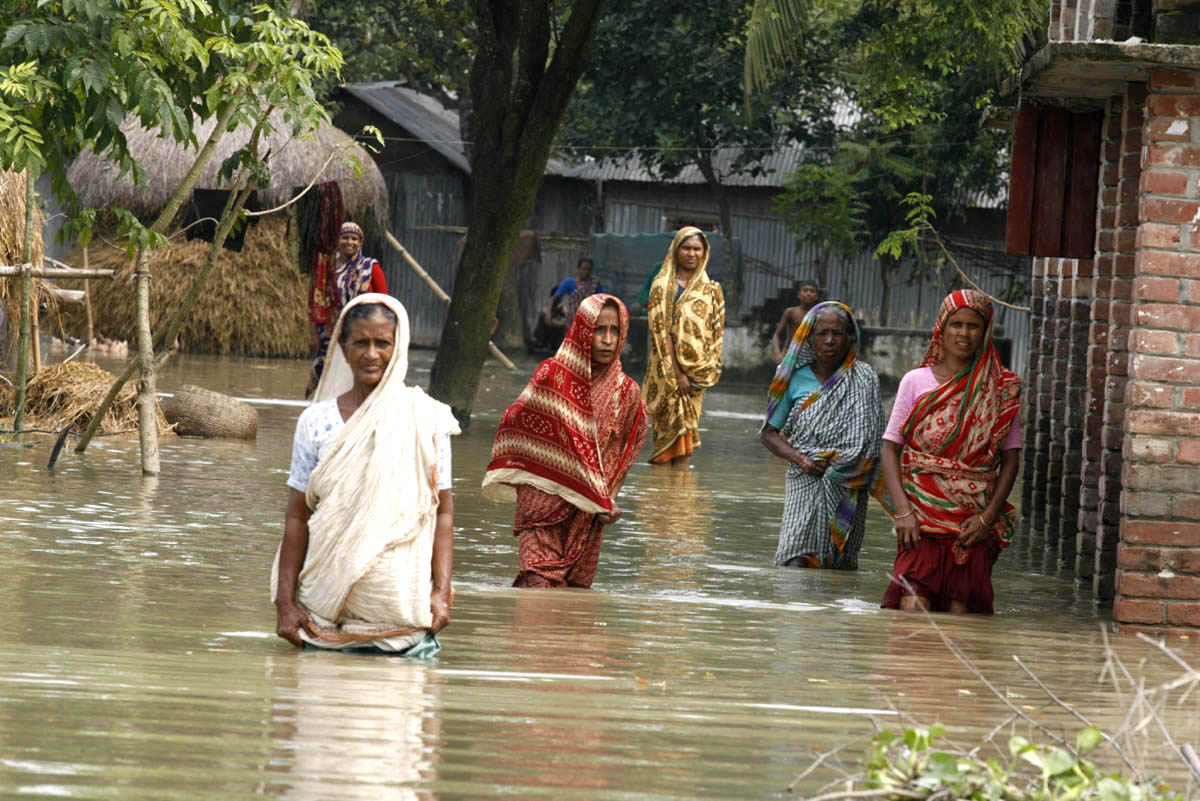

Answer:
[759,303,884,569]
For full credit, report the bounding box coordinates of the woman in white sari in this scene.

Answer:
[272,293,460,655]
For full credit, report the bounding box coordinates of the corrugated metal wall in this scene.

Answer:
[607,200,1030,375]
[377,173,468,346]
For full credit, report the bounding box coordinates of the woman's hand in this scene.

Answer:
[429,587,452,633]
[674,367,691,396]
[597,504,622,526]
[958,513,991,548]
[894,512,921,551]
[793,453,829,478]
[275,602,316,648]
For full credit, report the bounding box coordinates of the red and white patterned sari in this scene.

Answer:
[483,294,648,587]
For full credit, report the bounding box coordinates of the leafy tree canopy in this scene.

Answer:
[0,0,343,238]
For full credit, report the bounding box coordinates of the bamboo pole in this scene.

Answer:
[30,284,40,374]
[384,230,518,371]
[13,170,35,440]
[0,266,115,278]
[84,247,95,347]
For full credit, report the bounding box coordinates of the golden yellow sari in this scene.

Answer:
[642,227,726,463]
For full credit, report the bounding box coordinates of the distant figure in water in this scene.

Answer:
[483,294,647,588]
[760,302,883,569]
[273,294,459,654]
[642,227,726,467]
[306,221,387,398]
[771,280,821,363]
[878,289,1022,615]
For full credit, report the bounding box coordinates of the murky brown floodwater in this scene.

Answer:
[1,351,1197,800]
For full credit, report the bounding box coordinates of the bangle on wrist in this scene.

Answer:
[978,513,990,528]
[894,508,916,520]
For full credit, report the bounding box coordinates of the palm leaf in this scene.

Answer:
[743,0,810,112]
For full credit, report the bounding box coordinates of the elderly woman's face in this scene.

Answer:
[812,313,851,364]
[342,314,394,389]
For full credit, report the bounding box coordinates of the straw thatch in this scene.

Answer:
[58,215,309,357]
[0,361,169,434]
[67,109,389,232]
[0,170,46,361]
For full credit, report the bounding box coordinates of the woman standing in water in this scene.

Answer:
[760,302,883,569]
[642,227,725,467]
[306,221,388,398]
[274,294,459,654]
[483,295,647,588]
[879,290,1022,615]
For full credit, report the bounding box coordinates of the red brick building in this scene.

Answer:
[1009,2,1200,634]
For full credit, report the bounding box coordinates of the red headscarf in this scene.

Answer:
[483,294,646,514]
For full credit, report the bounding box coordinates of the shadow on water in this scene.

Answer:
[0,351,1196,799]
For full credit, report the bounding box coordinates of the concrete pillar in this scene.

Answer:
[1115,68,1200,634]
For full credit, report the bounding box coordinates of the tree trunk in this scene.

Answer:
[696,153,740,317]
[133,249,159,474]
[428,0,607,426]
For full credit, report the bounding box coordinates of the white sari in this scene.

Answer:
[271,293,460,650]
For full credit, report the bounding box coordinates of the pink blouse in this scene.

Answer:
[883,366,1021,449]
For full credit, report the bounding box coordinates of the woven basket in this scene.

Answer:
[162,384,258,439]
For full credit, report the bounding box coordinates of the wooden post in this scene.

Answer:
[13,170,35,439]
[384,230,518,371]
[84,247,95,347]
[30,284,40,374]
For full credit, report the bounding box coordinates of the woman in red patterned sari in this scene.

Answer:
[879,290,1022,614]
[483,294,648,588]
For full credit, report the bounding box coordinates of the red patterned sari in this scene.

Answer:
[483,294,648,588]
[880,290,1022,614]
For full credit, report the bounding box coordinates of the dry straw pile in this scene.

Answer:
[60,215,310,356]
[0,170,46,360]
[0,361,168,434]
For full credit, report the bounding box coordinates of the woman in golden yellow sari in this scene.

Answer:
[642,227,726,467]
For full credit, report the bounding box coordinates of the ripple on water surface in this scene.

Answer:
[1,353,1197,799]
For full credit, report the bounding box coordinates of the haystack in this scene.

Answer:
[0,170,46,362]
[59,216,310,356]
[0,361,169,434]
[67,109,388,233]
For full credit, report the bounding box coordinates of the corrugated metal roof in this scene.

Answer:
[339,82,575,176]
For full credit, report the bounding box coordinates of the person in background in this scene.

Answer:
[877,289,1022,615]
[554,257,606,323]
[771,280,821,363]
[306,221,388,398]
[274,294,459,655]
[760,302,883,570]
[642,227,726,467]
[483,294,647,588]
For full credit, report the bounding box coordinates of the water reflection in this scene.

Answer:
[261,653,441,800]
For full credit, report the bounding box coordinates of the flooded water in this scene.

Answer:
[1,351,1197,799]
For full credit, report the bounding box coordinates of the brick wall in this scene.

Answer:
[1054,0,1118,40]
[1059,257,1092,569]
[1078,95,1124,589]
[1029,259,1059,536]
[1115,68,1200,633]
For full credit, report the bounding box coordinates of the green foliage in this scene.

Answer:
[874,192,934,261]
[562,0,840,183]
[0,0,343,249]
[774,161,868,260]
[303,0,472,104]
[745,0,1046,130]
[864,726,1183,801]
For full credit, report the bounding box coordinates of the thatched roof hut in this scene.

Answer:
[67,110,388,230]
[0,170,45,363]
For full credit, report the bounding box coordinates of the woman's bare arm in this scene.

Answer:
[275,489,317,647]
[881,440,920,550]
[959,449,1020,547]
[429,489,454,633]
[760,425,827,477]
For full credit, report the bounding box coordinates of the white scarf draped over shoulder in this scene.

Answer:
[271,293,460,650]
